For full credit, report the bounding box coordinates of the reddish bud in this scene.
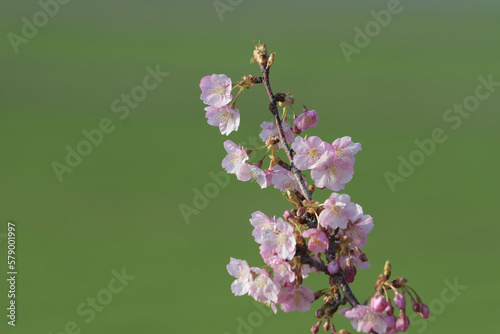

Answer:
[418,304,430,319]
[314,308,325,318]
[323,318,330,331]
[311,321,322,334]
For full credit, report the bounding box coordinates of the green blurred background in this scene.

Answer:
[1,0,499,333]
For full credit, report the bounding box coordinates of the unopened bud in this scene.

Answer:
[358,251,368,262]
[292,124,302,134]
[418,304,430,319]
[311,321,322,334]
[308,184,315,194]
[338,330,351,334]
[253,42,268,65]
[297,206,306,217]
[344,264,357,283]
[314,308,325,318]
[393,277,407,288]
[323,319,330,331]
[383,260,391,278]
[267,52,276,68]
[283,210,293,221]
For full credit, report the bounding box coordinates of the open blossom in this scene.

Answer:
[204,105,240,135]
[248,268,280,303]
[227,258,253,296]
[294,109,318,131]
[250,211,275,244]
[339,305,387,334]
[341,204,373,248]
[291,136,331,170]
[222,140,248,174]
[302,228,329,253]
[237,163,267,188]
[259,121,294,147]
[269,256,295,283]
[199,74,232,107]
[261,218,296,260]
[271,165,303,194]
[278,285,315,312]
[319,193,356,230]
[332,136,361,160]
[310,151,355,191]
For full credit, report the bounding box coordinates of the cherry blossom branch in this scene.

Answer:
[255,54,312,201]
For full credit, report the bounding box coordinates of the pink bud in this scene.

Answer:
[327,261,339,275]
[396,314,410,332]
[418,304,429,319]
[370,295,388,313]
[311,320,321,334]
[394,292,406,309]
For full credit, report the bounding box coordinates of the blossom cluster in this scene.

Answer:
[199,43,427,334]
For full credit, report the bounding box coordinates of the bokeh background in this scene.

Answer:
[1,0,499,333]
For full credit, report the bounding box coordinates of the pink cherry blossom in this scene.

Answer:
[302,228,329,253]
[294,109,318,131]
[204,105,240,135]
[236,163,267,188]
[250,211,275,244]
[291,136,331,170]
[278,285,315,312]
[269,256,295,283]
[227,258,253,296]
[271,165,304,194]
[332,136,361,160]
[341,204,373,248]
[222,140,248,174]
[262,218,296,260]
[199,74,232,107]
[248,268,280,303]
[310,151,354,191]
[339,305,387,334]
[259,121,295,147]
[318,193,356,230]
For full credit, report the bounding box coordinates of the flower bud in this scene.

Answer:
[358,251,368,262]
[314,307,325,318]
[383,260,391,278]
[327,261,339,275]
[297,206,306,217]
[253,42,268,65]
[418,304,429,319]
[337,330,351,334]
[344,263,357,283]
[394,292,406,309]
[323,318,330,331]
[292,124,302,134]
[395,314,410,332]
[267,52,276,68]
[393,277,407,288]
[311,320,322,334]
[370,295,387,313]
